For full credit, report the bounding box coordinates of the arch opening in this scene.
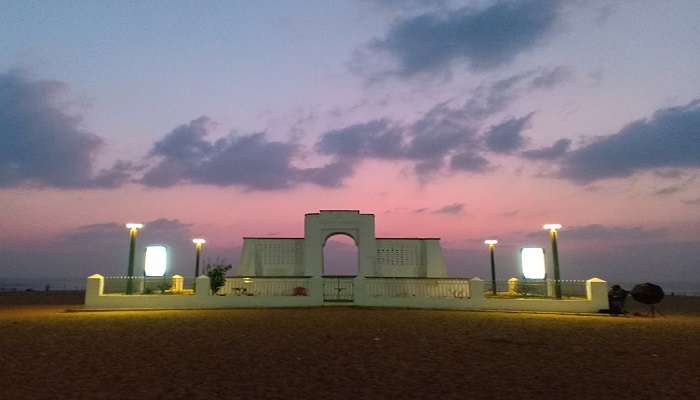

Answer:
[322,233,359,276]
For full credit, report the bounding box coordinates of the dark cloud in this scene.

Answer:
[443,239,700,284]
[315,103,483,177]
[13,218,229,278]
[149,116,213,160]
[315,69,570,178]
[654,186,682,196]
[91,161,139,189]
[367,0,562,77]
[529,66,572,89]
[682,198,700,206]
[654,175,695,196]
[559,99,700,183]
[654,169,685,179]
[298,160,354,188]
[449,151,489,171]
[458,67,571,120]
[0,70,132,189]
[142,117,352,190]
[315,119,404,159]
[60,218,192,248]
[521,138,571,160]
[526,224,666,241]
[406,102,481,174]
[433,202,464,214]
[484,113,533,153]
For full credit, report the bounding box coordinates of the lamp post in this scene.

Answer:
[543,224,562,299]
[192,238,206,277]
[484,239,498,295]
[125,223,143,294]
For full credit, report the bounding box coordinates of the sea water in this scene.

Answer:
[0,277,86,292]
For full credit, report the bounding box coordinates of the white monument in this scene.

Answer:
[237,210,447,278]
[85,209,608,313]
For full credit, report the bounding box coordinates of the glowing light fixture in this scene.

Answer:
[521,247,546,280]
[144,245,168,277]
[543,223,563,298]
[543,224,562,231]
[125,222,144,294]
[484,239,498,246]
[192,238,206,277]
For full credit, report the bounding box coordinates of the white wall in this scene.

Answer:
[238,238,305,276]
[85,275,609,314]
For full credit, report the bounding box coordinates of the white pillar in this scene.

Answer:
[546,279,557,297]
[353,276,367,306]
[171,275,184,293]
[586,277,608,311]
[310,276,324,305]
[507,277,519,294]
[85,274,104,307]
[196,275,211,297]
[469,277,485,307]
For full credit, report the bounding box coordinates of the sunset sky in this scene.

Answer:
[2,0,699,284]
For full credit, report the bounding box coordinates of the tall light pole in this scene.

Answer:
[125,223,143,294]
[543,224,562,299]
[193,238,206,277]
[484,239,498,295]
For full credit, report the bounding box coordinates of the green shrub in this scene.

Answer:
[204,260,232,295]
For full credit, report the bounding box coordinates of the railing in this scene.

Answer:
[366,277,471,299]
[102,276,195,295]
[483,279,588,299]
[220,276,312,296]
[323,276,354,302]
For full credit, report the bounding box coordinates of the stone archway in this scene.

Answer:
[322,233,359,276]
[303,210,377,278]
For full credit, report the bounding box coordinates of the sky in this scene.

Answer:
[1,0,699,284]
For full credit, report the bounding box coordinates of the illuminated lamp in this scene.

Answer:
[521,247,546,280]
[144,245,168,277]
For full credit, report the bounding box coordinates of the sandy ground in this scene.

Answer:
[1,294,699,399]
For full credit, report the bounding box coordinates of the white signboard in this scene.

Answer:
[144,245,168,277]
[521,247,546,280]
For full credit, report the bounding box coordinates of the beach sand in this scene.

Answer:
[1,293,699,399]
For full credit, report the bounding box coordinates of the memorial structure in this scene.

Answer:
[237,210,447,278]
[84,210,609,313]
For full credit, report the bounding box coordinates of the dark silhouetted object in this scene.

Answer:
[608,284,629,314]
[631,282,664,317]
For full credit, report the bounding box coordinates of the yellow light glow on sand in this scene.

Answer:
[484,239,498,246]
[125,223,144,230]
[144,245,168,277]
[543,224,562,231]
[521,247,546,279]
[192,238,206,245]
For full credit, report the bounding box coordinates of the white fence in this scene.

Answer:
[220,277,312,296]
[84,275,609,313]
[366,278,470,299]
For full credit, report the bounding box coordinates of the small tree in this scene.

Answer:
[204,260,232,295]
